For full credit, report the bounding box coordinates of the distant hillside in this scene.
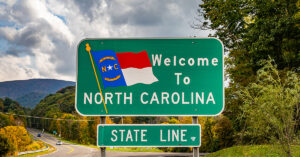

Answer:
[32,86,75,117]
[0,97,30,115]
[0,79,75,108]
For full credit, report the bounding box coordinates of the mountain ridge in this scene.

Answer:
[0,79,75,108]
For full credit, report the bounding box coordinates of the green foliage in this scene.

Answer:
[0,113,10,128]
[168,117,180,124]
[70,121,80,140]
[0,99,4,112]
[196,0,300,149]
[0,134,14,156]
[133,117,157,124]
[205,145,300,157]
[238,59,300,156]
[213,116,234,149]
[30,86,100,145]
[200,118,218,152]
[16,92,48,109]
[198,0,300,80]
[32,86,75,117]
[0,98,28,127]
[2,97,26,114]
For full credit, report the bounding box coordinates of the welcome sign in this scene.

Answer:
[76,38,224,116]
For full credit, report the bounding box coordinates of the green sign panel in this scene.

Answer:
[76,38,224,116]
[97,124,201,147]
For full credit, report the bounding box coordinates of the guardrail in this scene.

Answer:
[18,143,49,156]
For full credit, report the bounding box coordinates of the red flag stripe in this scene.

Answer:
[116,51,152,69]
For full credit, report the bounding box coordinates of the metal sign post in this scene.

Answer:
[100,117,106,157]
[192,117,199,157]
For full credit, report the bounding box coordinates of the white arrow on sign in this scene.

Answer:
[191,137,196,141]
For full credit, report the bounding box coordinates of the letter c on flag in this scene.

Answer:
[114,64,119,70]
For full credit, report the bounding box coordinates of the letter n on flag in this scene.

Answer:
[90,50,158,89]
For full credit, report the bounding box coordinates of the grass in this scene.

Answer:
[205,145,300,157]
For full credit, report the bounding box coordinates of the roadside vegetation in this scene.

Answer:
[18,142,56,157]
[0,105,45,156]
[193,0,300,156]
[205,145,300,157]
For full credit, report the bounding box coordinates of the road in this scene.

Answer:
[27,128,197,157]
[27,128,98,157]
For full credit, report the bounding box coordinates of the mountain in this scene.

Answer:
[0,79,75,108]
[32,86,75,117]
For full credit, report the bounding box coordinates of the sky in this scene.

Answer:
[0,0,211,82]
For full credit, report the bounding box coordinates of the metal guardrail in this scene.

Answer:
[17,143,49,156]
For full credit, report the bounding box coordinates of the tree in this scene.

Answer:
[168,117,180,124]
[179,117,192,124]
[196,0,300,81]
[213,115,234,149]
[0,113,11,128]
[105,116,114,124]
[0,98,4,112]
[123,117,133,124]
[79,119,89,144]
[199,118,218,152]
[0,134,14,156]
[195,0,300,143]
[0,126,32,152]
[238,59,299,157]
[70,121,80,141]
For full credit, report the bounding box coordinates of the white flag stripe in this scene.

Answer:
[122,67,158,86]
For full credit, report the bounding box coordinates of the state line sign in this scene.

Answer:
[97,124,201,147]
[76,38,224,116]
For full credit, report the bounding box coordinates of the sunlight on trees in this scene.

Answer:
[239,59,300,157]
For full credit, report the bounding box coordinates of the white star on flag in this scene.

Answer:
[107,65,113,70]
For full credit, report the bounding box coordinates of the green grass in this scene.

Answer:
[205,145,300,157]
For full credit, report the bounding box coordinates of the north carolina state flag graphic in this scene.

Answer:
[91,50,158,88]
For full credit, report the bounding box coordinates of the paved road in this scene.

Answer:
[27,128,198,157]
[27,128,98,157]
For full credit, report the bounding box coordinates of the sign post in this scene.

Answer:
[192,117,199,157]
[100,117,106,157]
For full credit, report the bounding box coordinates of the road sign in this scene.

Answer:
[97,124,201,147]
[76,38,224,116]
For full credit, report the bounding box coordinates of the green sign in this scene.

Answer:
[97,124,201,147]
[76,38,224,116]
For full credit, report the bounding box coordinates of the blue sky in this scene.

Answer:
[0,0,211,82]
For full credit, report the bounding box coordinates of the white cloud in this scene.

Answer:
[0,55,40,81]
[0,0,209,82]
